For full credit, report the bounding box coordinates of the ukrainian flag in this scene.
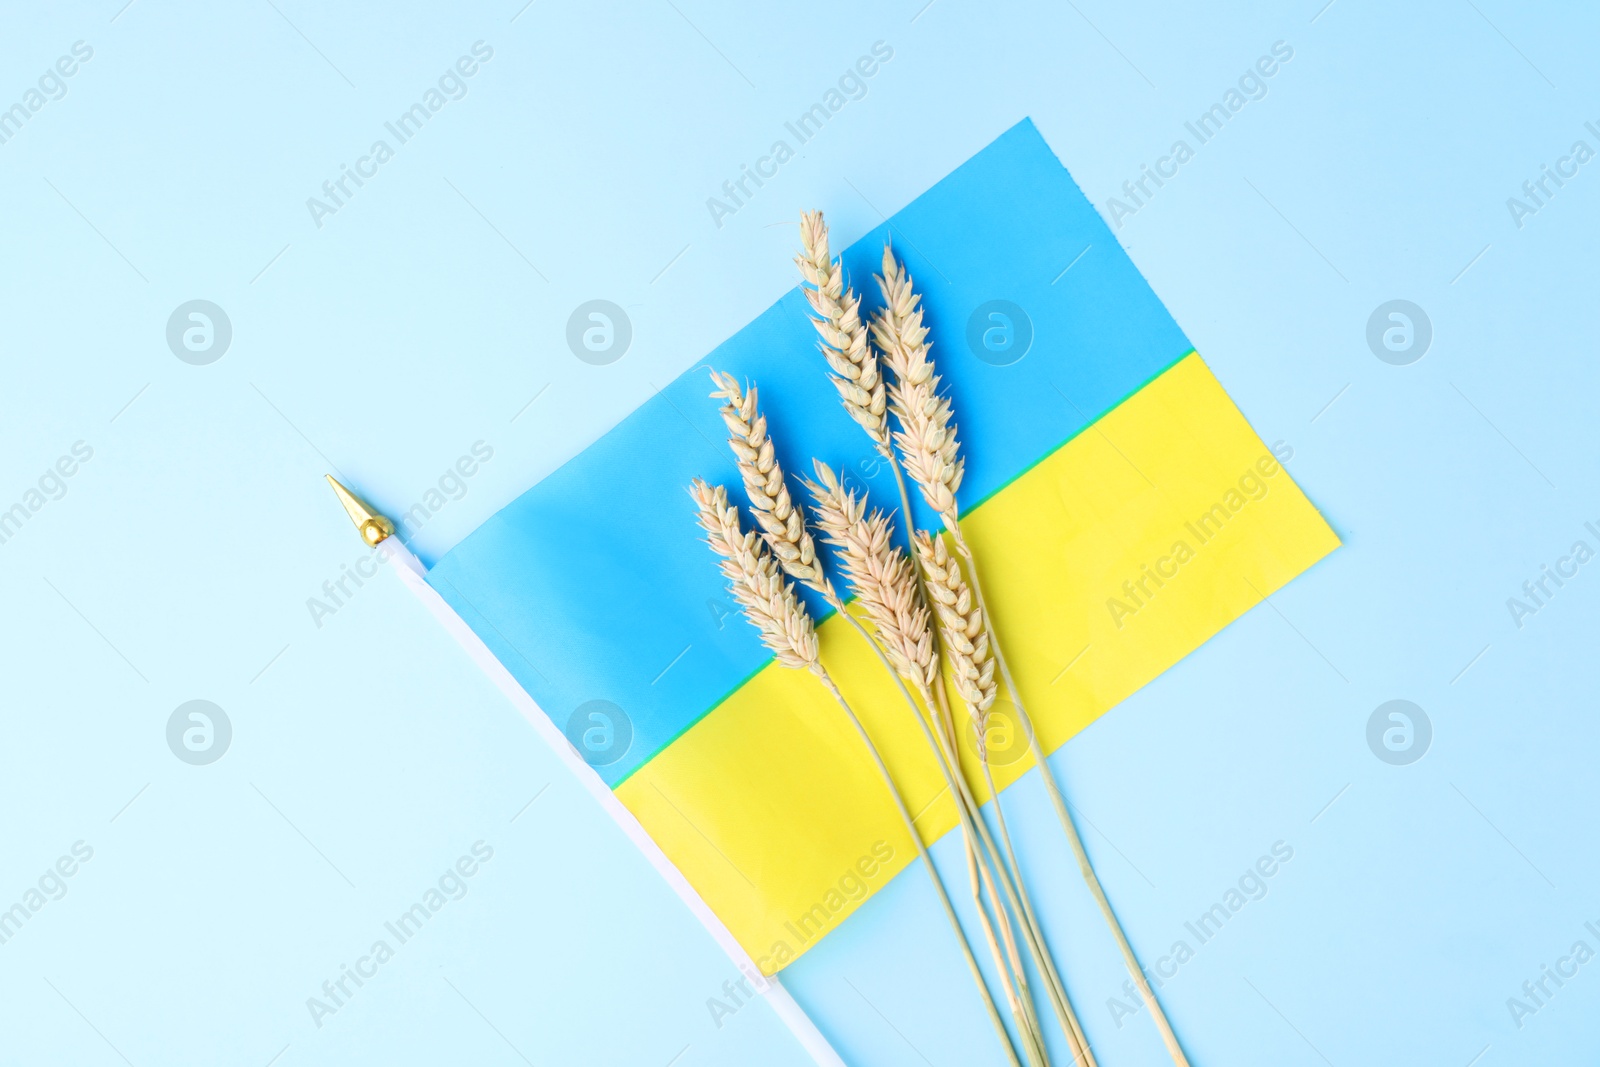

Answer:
[426,119,1339,975]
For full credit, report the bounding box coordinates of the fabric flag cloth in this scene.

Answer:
[425,118,1339,980]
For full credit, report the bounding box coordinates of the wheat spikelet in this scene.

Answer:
[796,211,892,453]
[691,488,1028,1064]
[803,460,937,693]
[872,247,964,528]
[708,369,829,593]
[691,479,822,675]
[915,530,996,727]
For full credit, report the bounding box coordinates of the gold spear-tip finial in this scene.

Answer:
[326,475,394,546]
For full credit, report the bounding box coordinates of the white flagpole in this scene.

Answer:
[327,478,846,1067]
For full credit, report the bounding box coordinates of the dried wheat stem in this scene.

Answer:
[874,249,1091,1040]
[812,670,1025,1067]
[691,477,1023,1067]
[876,243,1100,1057]
[808,468,1067,1063]
[962,844,1047,1067]
[966,852,1042,1067]
[787,229,1117,1062]
[916,526,1097,1063]
[876,242,1180,1064]
[983,757,1096,1064]
[957,543,1189,1067]
[988,853,1051,1067]
[796,212,892,454]
[910,526,1101,1062]
[795,221,963,760]
[804,468,1008,914]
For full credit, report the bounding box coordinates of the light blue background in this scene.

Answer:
[1,2,1597,1065]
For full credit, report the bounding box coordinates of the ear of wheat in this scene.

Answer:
[803,461,937,695]
[796,212,892,454]
[872,247,964,528]
[708,370,834,597]
[914,530,996,728]
[691,478,822,675]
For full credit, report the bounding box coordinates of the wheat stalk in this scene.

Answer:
[799,466,1052,1066]
[690,475,1025,1067]
[806,464,1075,1065]
[796,220,965,766]
[796,212,892,454]
[793,215,966,680]
[794,221,1092,1065]
[877,246,1189,1067]
[916,527,1102,1065]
